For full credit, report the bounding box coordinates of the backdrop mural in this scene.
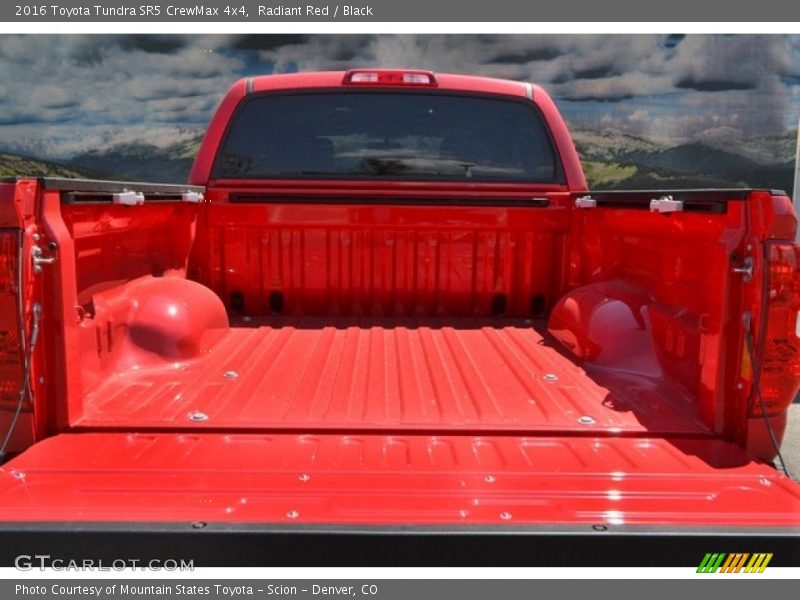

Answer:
[0,34,798,190]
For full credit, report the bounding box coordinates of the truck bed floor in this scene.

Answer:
[77,318,711,435]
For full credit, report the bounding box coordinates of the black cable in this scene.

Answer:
[743,327,793,479]
[0,303,40,463]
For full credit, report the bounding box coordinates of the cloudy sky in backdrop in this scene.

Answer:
[0,34,798,158]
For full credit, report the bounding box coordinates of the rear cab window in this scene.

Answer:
[213,91,562,183]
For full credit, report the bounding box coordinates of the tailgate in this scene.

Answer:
[0,433,798,565]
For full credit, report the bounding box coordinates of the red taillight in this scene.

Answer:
[343,69,437,86]
[0,229,23,409]
[752,242,800,416]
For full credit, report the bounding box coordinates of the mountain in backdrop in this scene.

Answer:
[572,129,797,192]
[66,136,203,184]
[0,151,105,179]
[0,129,796,192]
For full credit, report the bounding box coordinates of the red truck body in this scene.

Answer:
[0,70,798,565]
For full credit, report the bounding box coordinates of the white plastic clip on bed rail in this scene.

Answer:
[112,190,144,206]
[575,195,597,209]
[181,191,204,203]
[650,195,683,213]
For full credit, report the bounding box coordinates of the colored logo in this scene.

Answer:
[697,553,773,573]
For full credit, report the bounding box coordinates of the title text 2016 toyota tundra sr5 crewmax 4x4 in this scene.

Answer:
[0,70,798,566]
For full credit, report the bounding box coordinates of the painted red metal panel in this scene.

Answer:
[0,433,798,527]
[60,203,197,302]
[37,192,200,434]
[194,201,570,318]
[0,183,21,227]
[570,198,749,442]
[75,317,708,435]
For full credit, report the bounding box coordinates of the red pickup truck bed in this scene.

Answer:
[0,70,798,565]
[77,316,708,434]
